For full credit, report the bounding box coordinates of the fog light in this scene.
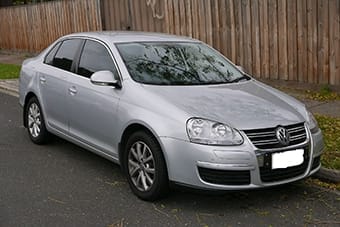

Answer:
[257,155,264,167]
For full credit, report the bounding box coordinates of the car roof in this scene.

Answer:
[65,31,200,44]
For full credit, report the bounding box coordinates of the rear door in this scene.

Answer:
[67,39,122,156]
[39,39,83,133]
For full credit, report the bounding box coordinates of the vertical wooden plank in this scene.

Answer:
[242,0,252,74]
[268,0,278,79]
[135,1,143,31]
[307,0,318,83]
[198,0,206,42]
[186,0,193,37]
[96,0,103,30]
[228,0,236,62]
[164,0,170,33]
[225,0,232,58]
[317,0,329,84]
[259,0,269,78]
[219,0,228,57]
[173,0,181,35]
[191,0,199,39]
[132,0,140,30]
[179,0,186,35]
[205,0,213,45]
[114,0,120,30]
[251,0,261,77]
[277,0,288,80]
[297,0,308,82]
[329,0,340,85]
[167,0,175,34]
[105,0,112,30]
[154,0,163,32]
[287,0,297,81]
[211,0,220,50]
[119,0,125,29]
[233,0,243,66]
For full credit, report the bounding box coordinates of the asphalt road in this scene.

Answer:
[0,92,339,227]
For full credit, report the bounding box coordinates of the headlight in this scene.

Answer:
[186,118,243,145]
[307,111,319,133]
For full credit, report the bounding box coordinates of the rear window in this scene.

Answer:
[47,39,82,72]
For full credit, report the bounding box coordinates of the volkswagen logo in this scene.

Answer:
[276,127,290,146]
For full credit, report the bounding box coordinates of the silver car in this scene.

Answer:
[19,32,324,201]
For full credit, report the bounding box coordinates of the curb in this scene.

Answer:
[314,167,340,183]
[0,80,19,97]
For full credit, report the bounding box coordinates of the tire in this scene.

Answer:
[25,96,50,144]
[123,131,169,201]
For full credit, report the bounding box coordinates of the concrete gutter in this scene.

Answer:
[0,79,19,97]
[315,168,340,183]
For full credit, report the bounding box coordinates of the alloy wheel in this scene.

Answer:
[128,141,156,192]
[28,103,41,138]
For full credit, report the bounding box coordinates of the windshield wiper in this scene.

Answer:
[229,74,250,83]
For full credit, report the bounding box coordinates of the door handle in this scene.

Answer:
[39,76,46,84]
[68,86,77,95]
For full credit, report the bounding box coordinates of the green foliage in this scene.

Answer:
[0,63,21,79]
[305,178,340,191]
[315,114,340,170]
[305,87,340,101]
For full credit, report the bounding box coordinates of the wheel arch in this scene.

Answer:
[118,123,169,174]
[23,92,38,128]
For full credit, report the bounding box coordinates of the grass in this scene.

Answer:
[0,63,21,79]
[276,85,340,102]
[305,86,340,101]
[315,114,340,170]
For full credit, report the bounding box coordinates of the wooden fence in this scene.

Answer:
[0,0,339,86]
[0,0,102,52]
[101,0,340,86]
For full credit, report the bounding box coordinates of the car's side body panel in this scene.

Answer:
[38,65,70,134]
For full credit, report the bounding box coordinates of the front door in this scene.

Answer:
[67,39,122,156]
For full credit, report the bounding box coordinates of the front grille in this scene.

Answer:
[312,156,321,170]
[259,148,309,182]
[198,167,250,185]
[244,122,307,149]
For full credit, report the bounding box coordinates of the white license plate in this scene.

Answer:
[272,149,304,169]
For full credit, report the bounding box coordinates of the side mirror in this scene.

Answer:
[90,70,121,89]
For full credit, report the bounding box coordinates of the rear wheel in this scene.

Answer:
[26,97,50,144]
[123,131,169,201]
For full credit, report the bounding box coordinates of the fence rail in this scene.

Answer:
[0,0,102,52]
[0,0,339,86]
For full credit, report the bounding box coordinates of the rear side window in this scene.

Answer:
[44,42,61,65]
[52,39,82,72]
[77,40,118,78]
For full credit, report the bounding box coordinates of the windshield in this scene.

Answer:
[116,42,249,85]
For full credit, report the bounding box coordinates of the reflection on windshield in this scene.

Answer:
[116,42,249,85]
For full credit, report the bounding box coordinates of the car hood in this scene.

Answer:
[141,80,307,130]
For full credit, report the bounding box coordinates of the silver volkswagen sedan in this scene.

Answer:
[19,32,324,200]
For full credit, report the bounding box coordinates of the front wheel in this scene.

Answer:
[123,131,169,201]
[25,96,50,144]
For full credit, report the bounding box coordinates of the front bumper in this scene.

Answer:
[159,127,324,190]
